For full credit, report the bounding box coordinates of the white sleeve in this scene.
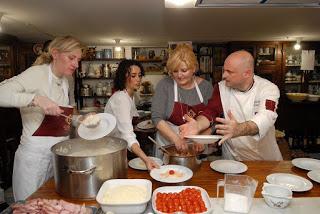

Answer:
[250,83,279,140]
[0,69,36,107]
[109,94,139,150]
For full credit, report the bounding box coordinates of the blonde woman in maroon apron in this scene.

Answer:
[0,36,84,201]
[151,44,213,158]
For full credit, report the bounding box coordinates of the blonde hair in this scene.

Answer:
[166,44,198,75]
[33,35,85,66]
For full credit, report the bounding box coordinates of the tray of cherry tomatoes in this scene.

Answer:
[152,186,212,214]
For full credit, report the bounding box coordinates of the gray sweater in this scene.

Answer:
[151,77,213,126]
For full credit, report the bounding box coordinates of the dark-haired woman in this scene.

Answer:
[104,60,159,170]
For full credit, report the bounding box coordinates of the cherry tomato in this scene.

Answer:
[169,169,175,175]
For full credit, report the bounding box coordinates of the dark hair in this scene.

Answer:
[114,59,145,90]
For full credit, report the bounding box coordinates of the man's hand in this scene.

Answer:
[179,114,200,137]
[215,110,239,145]
[192,143,205,153]
[32,95,63,116]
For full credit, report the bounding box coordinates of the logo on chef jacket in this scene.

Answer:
[265,99,276,112]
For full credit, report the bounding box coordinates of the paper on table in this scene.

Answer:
[301,50,315,71]
[32,106,73,137]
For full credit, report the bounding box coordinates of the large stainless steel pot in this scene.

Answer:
[162,144,201,172]
[51,136,127,199]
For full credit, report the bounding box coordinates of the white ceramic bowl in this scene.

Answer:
[262,183,292,209]
[96,179,152,214]
[307,94,320,102]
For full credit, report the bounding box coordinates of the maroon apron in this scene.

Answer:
[155,80,207,157]
[168,80,206,126]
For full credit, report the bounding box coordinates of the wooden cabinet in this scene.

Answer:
[75,58,122,110]
[228,42,283,88]
[0,46,14,82]
[0,35,19,82]
[282,42,320,94]
[193,43,228,85]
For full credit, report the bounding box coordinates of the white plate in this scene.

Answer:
[266,173,313,192]
[185,135,223,144]
[128,157,163,171]
[307,170,320,183]
[77,113,116,140]
[152,186,212,214]
[292,158,320,171]
[137,120,155,130]
[150,165,193,183]
[210,160,248,174]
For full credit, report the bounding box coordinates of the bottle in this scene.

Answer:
[0,187,4,202]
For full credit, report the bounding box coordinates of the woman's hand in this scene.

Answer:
[192,143,205,153]
[145,157,160,171]
[174,138,189,152]
[32,95,63,116]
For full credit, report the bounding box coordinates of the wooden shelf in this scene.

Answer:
[81,58,124,62]
[79,77,113,80]
[286,64,301,67]
[285,81,302,84]
[137,59,163,63]
[309,80,320,84]
[258,53,273,56]
[79,95,111,98]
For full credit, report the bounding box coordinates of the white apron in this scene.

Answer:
[155,80,204,158]
[12,67,69,201]
[218,80,282,161]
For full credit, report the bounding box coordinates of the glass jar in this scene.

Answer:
[106,81,113,96]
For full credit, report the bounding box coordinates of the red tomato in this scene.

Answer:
[169,169,175,175]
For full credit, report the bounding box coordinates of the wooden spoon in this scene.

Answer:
[148,136,171,155]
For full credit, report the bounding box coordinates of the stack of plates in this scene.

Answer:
[292,158,320,183]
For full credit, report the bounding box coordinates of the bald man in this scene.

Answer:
[180,50,283,161]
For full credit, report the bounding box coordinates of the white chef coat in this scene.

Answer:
[104,90,139,150]
[0,64,70,201]
[219,75,283,161]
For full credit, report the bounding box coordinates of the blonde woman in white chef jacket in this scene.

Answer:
[104,59,159,170]
[180,50,283,161]
[0,36,85,201]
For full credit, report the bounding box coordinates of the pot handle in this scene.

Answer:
[68,166,96,175]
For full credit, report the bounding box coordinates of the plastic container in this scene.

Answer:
[152,186,212,214]
[96,179,152,214]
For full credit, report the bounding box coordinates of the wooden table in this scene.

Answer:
[28,161,320,207]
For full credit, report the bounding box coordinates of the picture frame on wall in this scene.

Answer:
[168,41,192,51]
[0,48,10,65]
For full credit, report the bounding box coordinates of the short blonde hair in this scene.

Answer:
[33,35,86,66]
[166,44,198,75]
